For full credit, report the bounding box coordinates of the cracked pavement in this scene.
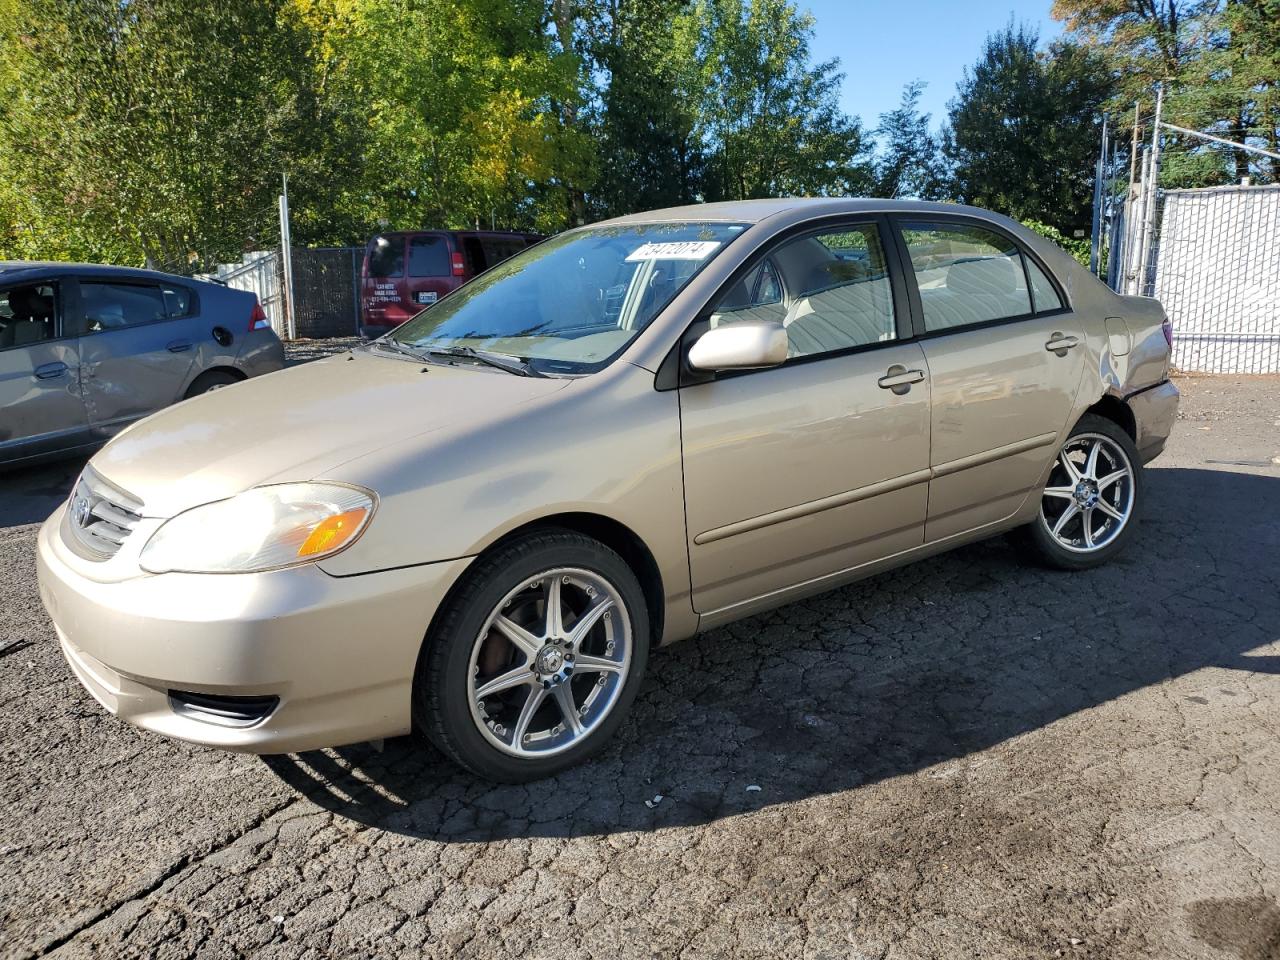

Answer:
[2,360,1279,959]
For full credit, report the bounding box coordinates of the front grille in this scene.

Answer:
[64,468,145,560]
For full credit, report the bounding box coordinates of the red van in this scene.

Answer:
[360,230,542,338]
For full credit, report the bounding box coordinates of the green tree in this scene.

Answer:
[0,0,326,269]
[873,81,945,199]
[681,0,873,201]
[944,24,1113,234]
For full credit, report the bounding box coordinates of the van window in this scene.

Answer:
[368,237,404,278]
[409,236,450,277]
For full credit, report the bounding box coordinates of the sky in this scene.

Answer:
[802,0,1064,132]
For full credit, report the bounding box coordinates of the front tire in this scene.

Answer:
[1014,414,1142,571]
[414,530,650,782]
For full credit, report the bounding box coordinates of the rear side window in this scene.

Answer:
[479,237,527,267]
[81,282,168,332]
[901,222,1033,332]
[368,237,404,278]
[160,284,193,317]
[409,236,450,277]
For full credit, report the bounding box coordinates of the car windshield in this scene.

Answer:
[389,222,747,374]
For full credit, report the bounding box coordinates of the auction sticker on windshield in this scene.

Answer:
[625,241,722,262]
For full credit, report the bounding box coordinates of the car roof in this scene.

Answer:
[375,229,540,239]
[595,197,1007,226]
[0,260,223,284]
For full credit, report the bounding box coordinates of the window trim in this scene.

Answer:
[0,277,65,352]
[888,213,1071,341]
[662,213,914,390]
[72,278,189,338]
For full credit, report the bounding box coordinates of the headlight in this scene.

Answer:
[139,483,375,574]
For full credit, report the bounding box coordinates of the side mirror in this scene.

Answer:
[687,320,787,372]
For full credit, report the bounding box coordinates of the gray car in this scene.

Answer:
[0,262,285,468]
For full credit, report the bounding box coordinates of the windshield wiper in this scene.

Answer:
[368,338,429,363]
[423,345,545,378]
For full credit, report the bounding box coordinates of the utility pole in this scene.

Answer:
[1136,83,1164,298]
[1090,114,1109,276]
[278,172,297,340]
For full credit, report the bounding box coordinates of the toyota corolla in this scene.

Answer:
[36,199,1179,782]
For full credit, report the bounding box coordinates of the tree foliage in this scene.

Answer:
[944,24,1113,233]
[873,81,944,200]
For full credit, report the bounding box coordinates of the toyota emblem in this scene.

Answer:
[72,496,92,528]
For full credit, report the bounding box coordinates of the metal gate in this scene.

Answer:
[289,247,362,339]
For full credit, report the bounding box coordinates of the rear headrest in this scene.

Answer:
[946,256,1020,297]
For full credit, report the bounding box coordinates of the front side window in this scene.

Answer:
[81,282,167,332]
[0,282,58,349]
[391,222,746,374]
[709,223,896,360]
[901,222,1034,332]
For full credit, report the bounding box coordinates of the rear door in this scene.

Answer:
[0,278,89,462]
[74,278,198,436]
[892,216,1086,542]
[361,234,413,330]
[403,232,458,311]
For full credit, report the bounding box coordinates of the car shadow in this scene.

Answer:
[0,457,85,529]
[266,466,1277,839]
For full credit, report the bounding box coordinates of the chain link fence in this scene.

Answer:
[1104,180,1280,375]
[203,246,363,339]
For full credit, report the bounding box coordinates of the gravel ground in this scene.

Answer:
[1,359,1278,960]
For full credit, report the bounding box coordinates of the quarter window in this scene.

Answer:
[709,224,896,360]
[901,223,1033,332]
[1026,257,1064,312]
[160,284,193,318]
[81,282,168,332]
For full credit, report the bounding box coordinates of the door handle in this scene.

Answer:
[1045,333,1079,354]
[167,339,193,353]
[877,365,926,395]
[34,361,68,380]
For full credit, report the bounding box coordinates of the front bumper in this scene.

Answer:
[36,503,471,753]
[1128,379,1180,463]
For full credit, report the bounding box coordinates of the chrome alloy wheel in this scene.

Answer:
[467,567,632,758]
[1039,432,1136,554]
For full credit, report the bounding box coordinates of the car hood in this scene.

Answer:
[89,351,572,518]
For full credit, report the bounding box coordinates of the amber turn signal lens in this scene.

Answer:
[297,508,368,558]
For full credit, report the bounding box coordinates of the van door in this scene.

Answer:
[403,233,457,311]
[74,278,198,437]
[0,278,90,463]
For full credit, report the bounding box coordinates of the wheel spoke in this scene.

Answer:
[1084,439,1102,480]
[1097,468,1128,491]
[1096,498,1124,521]
[1081,508,1095,548]
[1059,451,1081,484]
[492,614,541,660]
[512,686,548,744]
[567,598,614,648]
[553,683,584,735]
[545,577,564,639]
[573,653,624,674]
[1051,502,1079,538]
[475,665,534,701]
[1043,485,1075,500]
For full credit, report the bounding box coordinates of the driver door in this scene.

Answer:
[678,219,932,617]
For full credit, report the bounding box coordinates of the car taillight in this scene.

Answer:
[451,251,465,277]
[248,300,270,332]
[1162,318,1173,346]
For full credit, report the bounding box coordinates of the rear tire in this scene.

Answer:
[414,530,650,782]
[1012,413,1142,571]
[184,370,242,398]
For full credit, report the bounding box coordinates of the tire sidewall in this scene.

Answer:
[1029,414,1143,570]
[419,533,650,782]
